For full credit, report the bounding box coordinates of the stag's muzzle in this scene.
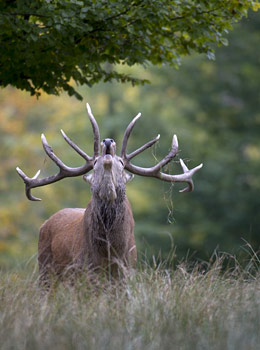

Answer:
[101,138,116,156]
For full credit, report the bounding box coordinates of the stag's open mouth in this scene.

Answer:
[105,146,111,155]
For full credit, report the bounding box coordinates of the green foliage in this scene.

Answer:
[0,0,258,99]
[1,258,260,349]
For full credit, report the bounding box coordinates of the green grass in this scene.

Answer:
[1,256,260,350]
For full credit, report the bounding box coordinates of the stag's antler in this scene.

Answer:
[121,113,203,192]
[16,103,100,201]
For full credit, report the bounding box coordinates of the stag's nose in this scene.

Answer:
[102,138,114,154]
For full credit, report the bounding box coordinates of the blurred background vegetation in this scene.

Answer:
[1,11,260,270]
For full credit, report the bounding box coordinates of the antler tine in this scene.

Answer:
[16,132,94,201]
[61,130,91,161]
[120,112,142,158]
[16,103,101,201]
[126,133,178,170]
[86,103,100,158]
[16,167,42,201]
[125,157,203,192]
[124,128,203,192]
[160,160,203,192]
[121,113,165,161]
[41,133,73,171]
[149,134,179,172]
[178,159,197,192]
[127,134,160,160]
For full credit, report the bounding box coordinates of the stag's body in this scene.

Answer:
[16,103,202,283]
[39,199,135,279]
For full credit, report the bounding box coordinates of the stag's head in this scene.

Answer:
[84,138,133,202]
[16,103,203,202]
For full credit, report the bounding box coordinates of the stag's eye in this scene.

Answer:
[94,159,97,166]
[110,139,114,143]
[119,159,124,166]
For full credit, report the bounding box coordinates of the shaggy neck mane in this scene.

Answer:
[91,186,126,234]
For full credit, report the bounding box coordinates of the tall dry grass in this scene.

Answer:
[1,253,260,350]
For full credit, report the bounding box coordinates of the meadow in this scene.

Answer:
[1,253,260,350]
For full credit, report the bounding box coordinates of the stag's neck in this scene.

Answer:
[91,194,125,232]
[84,190,128,260]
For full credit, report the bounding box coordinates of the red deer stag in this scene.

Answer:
[16,104,203,281]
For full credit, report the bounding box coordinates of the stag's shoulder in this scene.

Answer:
[40,208,85,230]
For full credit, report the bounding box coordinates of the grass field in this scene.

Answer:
[1,254,260,350]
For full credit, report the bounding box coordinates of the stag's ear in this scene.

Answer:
[124,172,134,184]
[83,173,93,184]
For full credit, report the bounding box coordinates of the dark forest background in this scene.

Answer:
[1,11,260,269]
